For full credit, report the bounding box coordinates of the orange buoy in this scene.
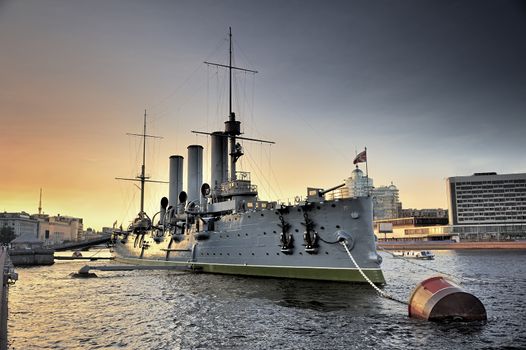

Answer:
[408,276,486,322]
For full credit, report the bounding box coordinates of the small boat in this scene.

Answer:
[392,250,435,260]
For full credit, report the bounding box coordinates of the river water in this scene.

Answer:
[7,249,526,349]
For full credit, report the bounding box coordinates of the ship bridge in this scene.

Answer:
[220,171,258,197]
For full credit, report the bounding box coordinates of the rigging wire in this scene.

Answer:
[300,116,353,164]
[244,147,281,201]
[147,36,228,113]
[250,72,256,136]
[232,38,256,71]
[264,144,284,200]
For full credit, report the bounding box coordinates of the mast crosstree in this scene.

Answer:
[197,27,272,182]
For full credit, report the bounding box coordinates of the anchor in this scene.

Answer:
[301,205,318,254]
[277,207,293,254]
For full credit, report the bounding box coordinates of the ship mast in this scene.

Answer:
[229,27,233,121]
[200,27,273,182]
[227,27,237,181]
[140,109,147,214]
[116,110,166,218]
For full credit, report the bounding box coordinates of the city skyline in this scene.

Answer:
[1,0,525,230]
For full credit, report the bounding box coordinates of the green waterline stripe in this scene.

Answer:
[114,256,386,283]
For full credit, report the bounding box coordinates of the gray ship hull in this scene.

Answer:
[113,197,385,283]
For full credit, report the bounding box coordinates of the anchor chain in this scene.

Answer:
[340,241,408,305]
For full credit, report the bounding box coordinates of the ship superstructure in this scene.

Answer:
[112,28,385,283]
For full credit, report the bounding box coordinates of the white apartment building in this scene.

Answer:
[446,172,526,240]
[0,212,39,238]
[32,214,84,245]
[447,172,526,225]
[372,183,401,220]
[326,166,401,220]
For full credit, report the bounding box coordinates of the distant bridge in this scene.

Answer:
[53,234,112,252]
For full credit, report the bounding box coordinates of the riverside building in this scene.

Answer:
[32,214,84,245]
[0,210,85,245]
[374,172,526,242]
[400,208,448,218]
[374,216,454,242]
[372,183,402,220]
[325,166,401,220]
[446,172,526,241]
[0,212,39,238]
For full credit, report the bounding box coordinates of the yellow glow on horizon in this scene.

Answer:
[1,129,451,231]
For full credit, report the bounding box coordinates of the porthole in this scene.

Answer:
[263,232,267,235]
[336,225,340,229]
[331,204,336,208]
[273,230,276,233]
[266,253,269,255]
[320,226,325,230]
[299,252,303,255]
[261,213,264,217]
[276,252,280,255]
[325,251,329,255]
[295,229,299,232]
[251,253,255,256]
[239,253,242,256]
[316,206,321,210]
[245,233,248,236]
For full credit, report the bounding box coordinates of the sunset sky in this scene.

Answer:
[1,0,525,230]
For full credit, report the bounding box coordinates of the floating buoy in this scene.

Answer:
[408,276,486,322]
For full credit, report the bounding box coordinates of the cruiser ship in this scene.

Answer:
[112,29,385,283]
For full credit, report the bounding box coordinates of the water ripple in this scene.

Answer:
[7,249,526,349]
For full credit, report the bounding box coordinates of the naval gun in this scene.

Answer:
[306,183,346,202]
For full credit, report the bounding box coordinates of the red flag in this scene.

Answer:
[353,150,367,164]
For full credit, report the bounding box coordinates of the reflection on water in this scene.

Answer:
[227,277,381,312]
[7,249,526,349]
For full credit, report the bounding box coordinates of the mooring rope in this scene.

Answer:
[340,241,408,305]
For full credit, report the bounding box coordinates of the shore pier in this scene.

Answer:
[378,240,526,250]
[0,248,17,350]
